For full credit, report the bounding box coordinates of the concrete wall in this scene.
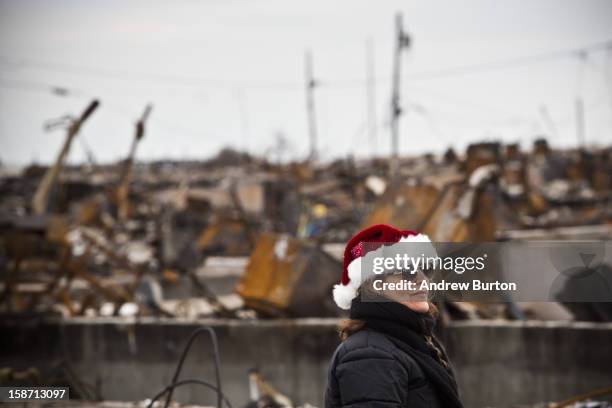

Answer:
[442,320,612,406]
[2,316,612,407]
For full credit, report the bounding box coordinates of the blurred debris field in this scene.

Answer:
[0,97,611,321]
[0,97,611,408]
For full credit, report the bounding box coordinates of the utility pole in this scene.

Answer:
[366,38,377,157]
[574,50,587,150]
[575,97,585,148]
[116,103,153,220]
[389,12,411,177]
[237,90,250,155]
[305,49,318,161]
[539,105,558,139]
[32,99,99,215]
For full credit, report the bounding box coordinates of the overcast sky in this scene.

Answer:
[0,0,611,166]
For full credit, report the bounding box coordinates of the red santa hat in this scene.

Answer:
[333,224,432,310]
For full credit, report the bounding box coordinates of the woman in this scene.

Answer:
[325,224,464,408]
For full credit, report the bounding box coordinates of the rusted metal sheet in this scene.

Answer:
[361,182,440,231]
[197,217,252,256]
[464,142,501,176]
[235,233,340,317]
[421,182,497,242]
[421,183,470,241]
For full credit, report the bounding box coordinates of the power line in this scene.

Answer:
[0,77,87,97]
[0,77,211,141]
[326,38,612,86]
[403,84,535,121]
[0,55,301,91]
[2,39,610,154]
[1,71,605,134]
[1,39,610,91]
[404,39,612,81]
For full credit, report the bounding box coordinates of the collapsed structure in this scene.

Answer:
[1,100,611,322]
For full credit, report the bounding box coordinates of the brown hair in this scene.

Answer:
[338,318,366,341]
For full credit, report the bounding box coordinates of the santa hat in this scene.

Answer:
[332,224,432,310]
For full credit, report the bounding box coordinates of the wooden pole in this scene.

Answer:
[575,97,585,148]
[32,99,99,214]
[366,38,377,157]
[305,49,318,161]
[117,103,153,220]
[389,12,410,177]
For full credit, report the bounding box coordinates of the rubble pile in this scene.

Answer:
[1,114,611,322]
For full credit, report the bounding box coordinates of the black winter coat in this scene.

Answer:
[325,300,463,408]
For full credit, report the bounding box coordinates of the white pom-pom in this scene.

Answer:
[332,283,357,310]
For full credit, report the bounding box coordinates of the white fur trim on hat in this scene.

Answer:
[332,233,433,309]
[399,233,432,244]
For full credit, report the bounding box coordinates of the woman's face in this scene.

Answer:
[378,270,430,314]
[399,299,430,313]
